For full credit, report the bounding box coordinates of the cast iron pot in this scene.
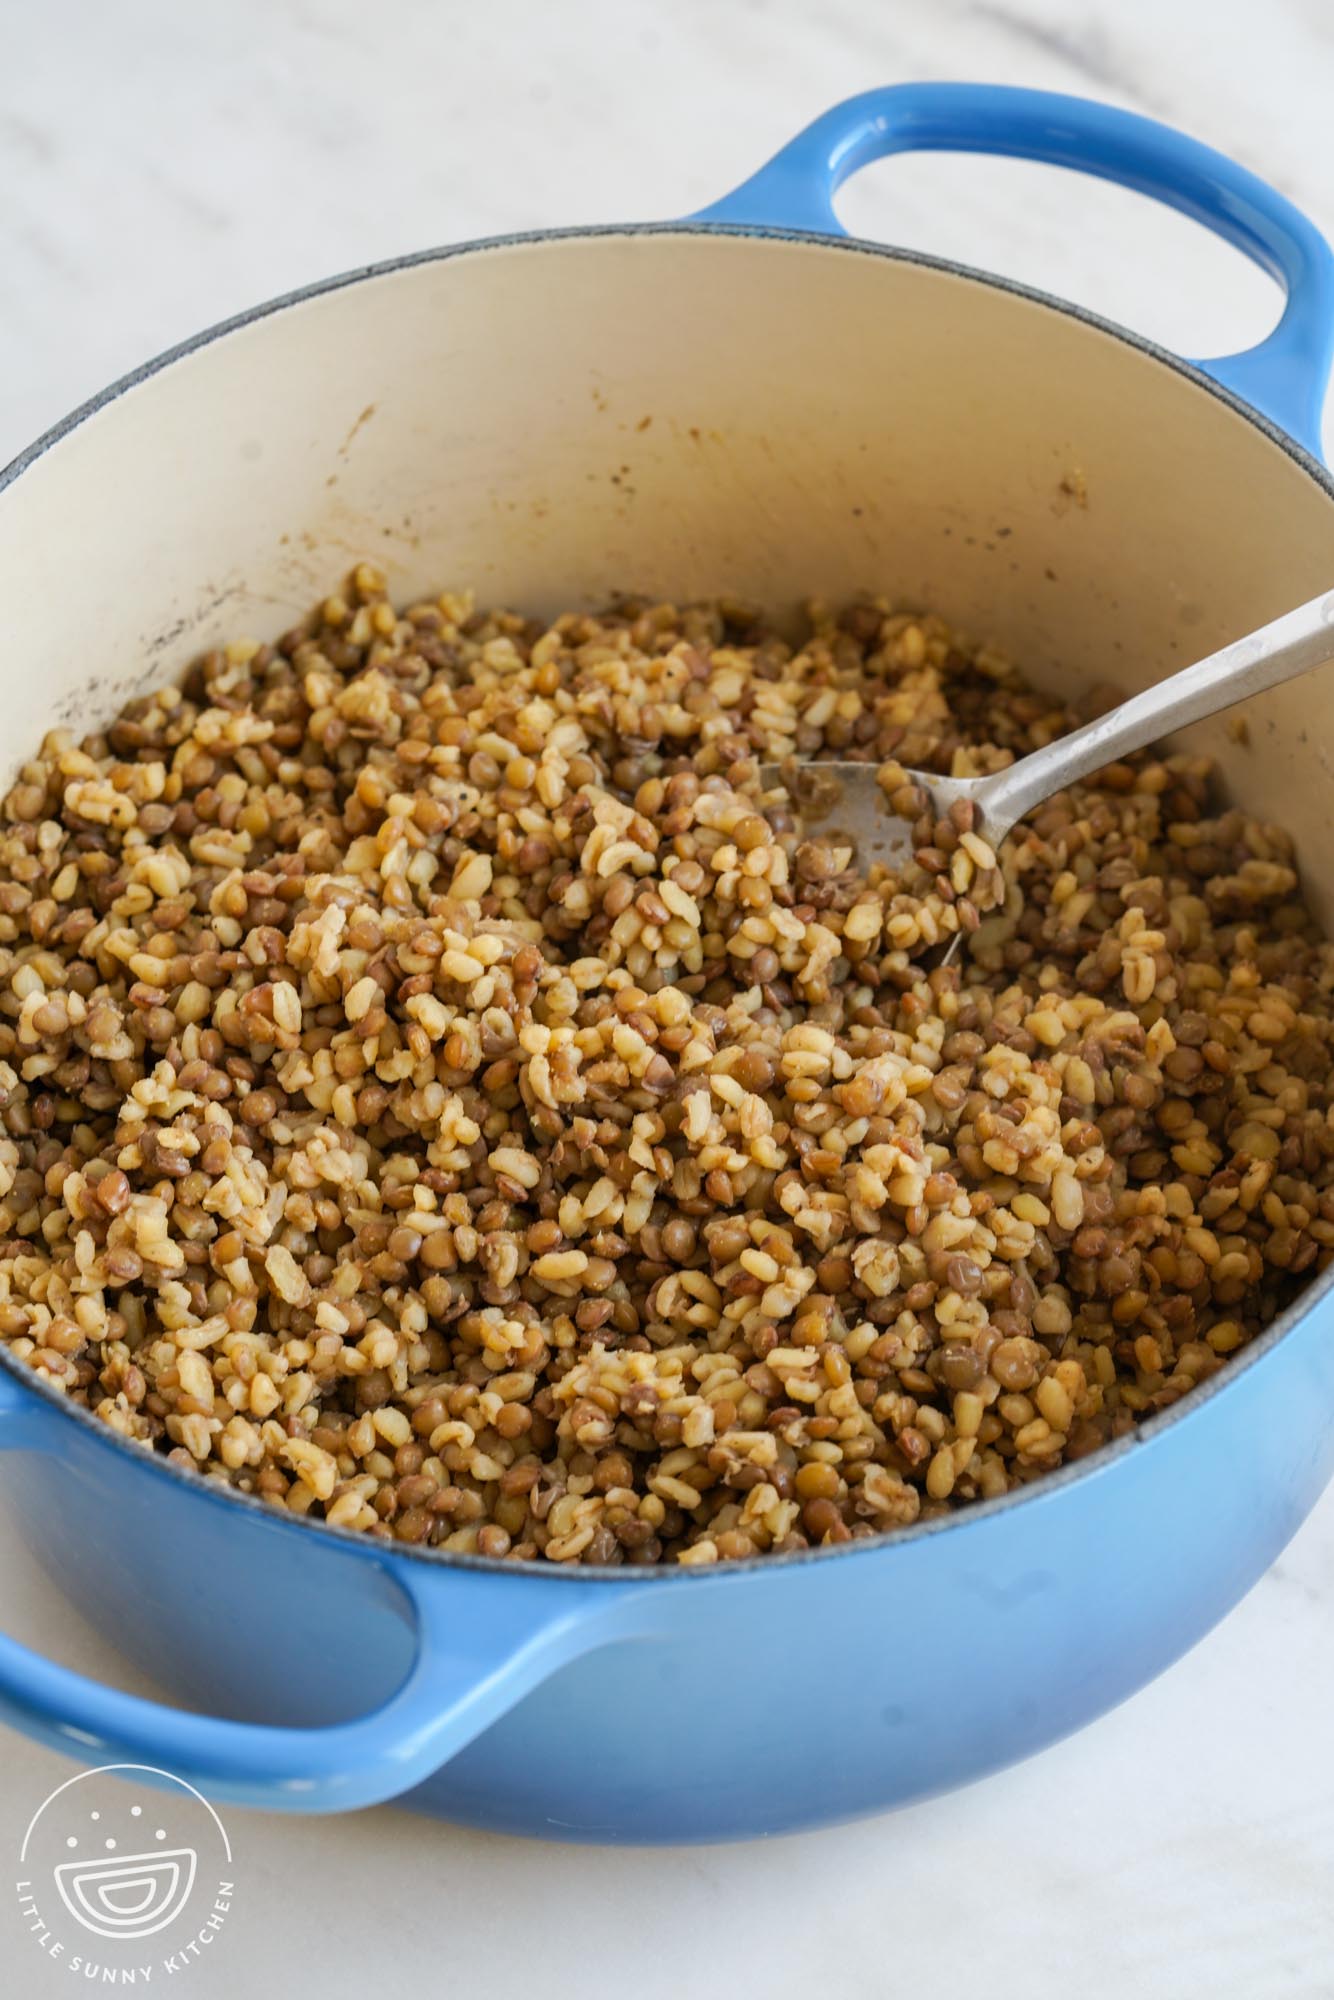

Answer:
[2,84,1333,1842]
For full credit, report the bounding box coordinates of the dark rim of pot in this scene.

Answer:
[0,219,1331,1585]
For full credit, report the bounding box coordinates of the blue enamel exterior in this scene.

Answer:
[0,84,1332,1840]
[5,1275,1334,1840]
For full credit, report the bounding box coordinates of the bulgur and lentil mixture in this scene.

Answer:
[0,568,1330,1566]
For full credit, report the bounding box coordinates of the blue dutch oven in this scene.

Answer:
[1,84,1333,1841]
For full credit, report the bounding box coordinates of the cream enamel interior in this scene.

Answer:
[2,229,1332,911]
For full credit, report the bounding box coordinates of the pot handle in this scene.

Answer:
[0,1371,630,1813]
[693,83,1334,458]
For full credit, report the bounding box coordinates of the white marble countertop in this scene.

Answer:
[2,2,1333,1995]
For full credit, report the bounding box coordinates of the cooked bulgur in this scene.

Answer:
[0,569,1329,1564]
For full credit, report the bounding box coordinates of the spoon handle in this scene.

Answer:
[975,586,1334,836]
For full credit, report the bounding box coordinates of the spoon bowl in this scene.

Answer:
[762,585,1334,944]
[759,759,989,874]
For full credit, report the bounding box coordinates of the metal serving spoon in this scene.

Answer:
[762,587,1334,880]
